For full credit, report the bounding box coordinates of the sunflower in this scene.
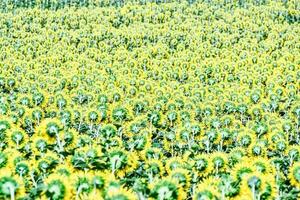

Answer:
[111,106,129,125]
[239,172,276,199]
[237,132,255,148]
[70,172,93,199]
[123,115,147,138]
[231,159,255,181]
[209,152,228,174]
[251,158,275,175]
[3,149,22,169]
[248,142,267,158]
[165,157,185,175]
[105,185,137,200]
[217,175,240,199]
[81,190,104,200]
[169,168,191,190]
[0,169,26,200]
[43,173,72,200]
[7,129,28,149]
[228,147,247,167]
[149,178,185,200]
[193,179,220,200]
[192,154,212,178]
[35,118,63,143]
[35,152,59,174]
[106,148,138,178]
[267,131,286,150]
[100,124,118,140]
[0,119,11,134]
[31,135,49,155]
[288,162,300,189]
[144,159,164,182]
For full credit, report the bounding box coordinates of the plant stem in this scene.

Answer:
[76,185,84,200]
[251,185,256,200]
[9,185,15,200]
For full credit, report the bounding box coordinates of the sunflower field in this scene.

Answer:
[0,0,299,199]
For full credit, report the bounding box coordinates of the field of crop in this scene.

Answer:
[0,0,299,199]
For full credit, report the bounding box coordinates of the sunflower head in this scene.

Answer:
[35,119,63,142]
[289,163,300,188]
[239,172,275,199]
[248,142,267,157]
[169,168,191,189]
[0,176,19,199]
[165,157,184,175]
[193,154,211,177]
[105,185,136,200]
[9,130,28,148]
[217,175,240,198]
[228,147,246,167]
[251,158,274,175]
[108,149,128,172]
[231,159,254,180]
[32,136,49,154]
[71,172,93,198]
[15,161,30,177]
[111,107,128,124]
[238,133,254,148]
[193,181,219,200]
[210,152,228,174]
[0,169,24,199]
[45,177,68,200]
[149,178,183,200]
[0,119,11,134]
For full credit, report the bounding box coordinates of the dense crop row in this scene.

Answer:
[1,0,298,11]
[0,1,299,200]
